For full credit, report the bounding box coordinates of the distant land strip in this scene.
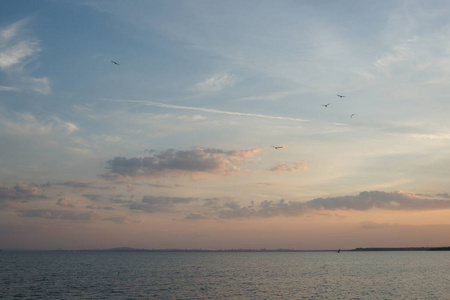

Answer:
[2,247,449,252]
[69,246,450,252]
[351,247,450,251]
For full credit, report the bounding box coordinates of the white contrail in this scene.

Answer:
[102,98,309,122]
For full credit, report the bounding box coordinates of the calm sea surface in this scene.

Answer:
[0,251,448,299]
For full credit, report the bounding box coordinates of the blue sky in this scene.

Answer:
[1,0,450,250]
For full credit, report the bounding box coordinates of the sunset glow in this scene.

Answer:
[1,0,449,250]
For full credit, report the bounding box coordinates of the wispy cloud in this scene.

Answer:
[267,162,308,173]
[360,221,401,229]
[102,99,309,122]
[0,19,50,94]
[374,44,414,74]
[0,38,39,69]
[194,73,237,94]
[0,19,25,42]
[28,77,51,95]
[0,111,78,137]
[0,85,18,92]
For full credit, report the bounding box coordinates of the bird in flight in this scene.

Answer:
[350,114,356,118]
[337,95,345,98]
[322,103,331,107]
[272,145,284,149]
[111,60,120,66]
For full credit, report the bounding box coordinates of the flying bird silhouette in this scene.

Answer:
[350,114,356,118]
[111,60,120,66]
[272,145,284,149]
[322,103,331,107]
[337,95,345,98]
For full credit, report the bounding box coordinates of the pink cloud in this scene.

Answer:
[267,162,308,173]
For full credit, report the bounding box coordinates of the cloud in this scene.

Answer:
[0,111,78,138]
[83,194,103,202]
[28,77,51,95]
[267,162,308,173]
[128,196,197,213]
[217,199,305,219]
[374,44,413,74]
[108,197,132,204]
[20,209,98,221]
[360,221,402,229]
[86,205,114,210]
[56,198,74,208]
[0,182,47,205]
[305,191,450,211]
[57,181,96,190]
[206,191,450,220]
[82,193,132,205]
[0,19,51,94]
[0,39,38,69]
[102,216,136,224]
[194,73,237,94]
[103,147,261,180]
[102,99,309,122]
[185,213,209,220]
[0,85,18,92]
[435,193,450,199]
[0,19,25,43]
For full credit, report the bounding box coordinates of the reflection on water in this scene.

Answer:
[0,251,448,299]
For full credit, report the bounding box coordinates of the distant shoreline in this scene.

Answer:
[350,247,450,251]
[2,246,449,252]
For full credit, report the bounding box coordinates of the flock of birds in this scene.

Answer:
[272,95,357,150]
[322,94,357,119]
[110,60,355,152]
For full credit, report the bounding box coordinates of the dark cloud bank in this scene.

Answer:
[125,190,450,220]
[0,183,47,206]
[128,196,197,213]
[19,209,98,221]
[212,191,450,219]
[102,148,261,180]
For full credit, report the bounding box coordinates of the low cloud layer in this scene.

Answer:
[20,209,98,221]
[103,147,261,180]
[306,191,450,211]
[6,185,450,223]
[57,181,95,189]
[198,191,450,220]
[0,182,46,205]
[128,196,197,213]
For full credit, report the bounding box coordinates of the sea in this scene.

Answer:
[0,251,448,299]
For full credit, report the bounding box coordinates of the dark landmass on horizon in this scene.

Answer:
[2,246,449,252]
[351,247,450,251]
[100,246,450,252]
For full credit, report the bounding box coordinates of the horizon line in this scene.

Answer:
[2,246,449,252]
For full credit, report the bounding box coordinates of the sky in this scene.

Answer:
[1,0,450,250]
